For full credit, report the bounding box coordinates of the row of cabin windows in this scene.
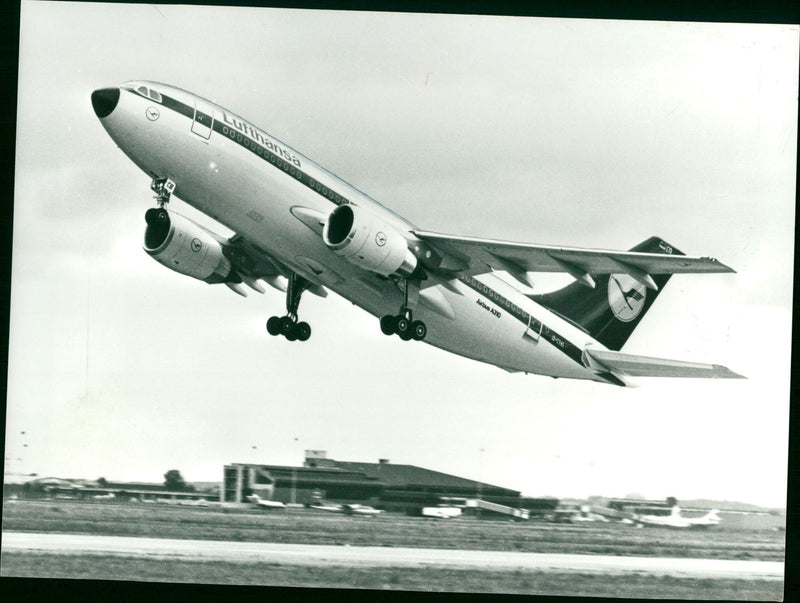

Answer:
[231,130,347,205]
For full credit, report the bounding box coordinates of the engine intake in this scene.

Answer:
[322,204,417,277]
[143,208,233,284]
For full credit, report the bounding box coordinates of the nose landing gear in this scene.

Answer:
[266,272,312,342]
[380,279,427,341]
[151,177,176,207]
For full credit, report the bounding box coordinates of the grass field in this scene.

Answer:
[0,553,785,599]
[1,500,785,560]
[1,500,786,599]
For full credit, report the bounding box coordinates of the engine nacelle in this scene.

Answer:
[143,208,233,284]
[322,204,417,277]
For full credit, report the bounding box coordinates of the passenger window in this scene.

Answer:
[148,89,162,103]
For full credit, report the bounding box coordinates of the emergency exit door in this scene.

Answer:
[192,99,214,139]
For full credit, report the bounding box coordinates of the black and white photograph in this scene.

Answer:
[2,2,796,599]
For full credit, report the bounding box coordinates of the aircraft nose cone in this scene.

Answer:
[91,87,120,118]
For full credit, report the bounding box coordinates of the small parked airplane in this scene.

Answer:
[342,503,383,516]
[635,507,721,529]
[421,505,463,519]
[246,493,287,509]
[309,502,345,513]
[91,81,744,385]
[309,502,382,515]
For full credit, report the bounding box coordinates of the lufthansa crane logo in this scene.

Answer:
[375,232,387,247]
[191,238,203,252]
[146,107,160,121]
[607,275,646,322]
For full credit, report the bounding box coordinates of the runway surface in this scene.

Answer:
[2,531,783,580]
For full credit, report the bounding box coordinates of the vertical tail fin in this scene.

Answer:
[530,237,683,351]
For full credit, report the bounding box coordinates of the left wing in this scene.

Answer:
[412,231,735,290]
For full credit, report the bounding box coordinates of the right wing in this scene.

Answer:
[223,234,327,297]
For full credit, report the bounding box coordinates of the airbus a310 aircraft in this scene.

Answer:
[91,81,743,386]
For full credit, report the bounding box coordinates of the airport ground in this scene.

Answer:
[1,500,786,598]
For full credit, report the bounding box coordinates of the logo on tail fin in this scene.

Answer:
[607,275,647,322]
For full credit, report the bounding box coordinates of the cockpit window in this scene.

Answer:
[134,85,163,104]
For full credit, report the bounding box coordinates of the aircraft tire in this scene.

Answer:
[398,330,412,341]
[297,322,311,341]
[279,315,295,335]
[266,316,281,336]
[412,320,427,340]
[380,315,396,335]
[395,316,410,335]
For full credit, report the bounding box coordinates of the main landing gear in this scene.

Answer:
[266,272,312,341]
[380,279,427,341]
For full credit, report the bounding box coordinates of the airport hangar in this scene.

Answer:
[224,451,557,514]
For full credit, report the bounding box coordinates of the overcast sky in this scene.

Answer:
[6,3,797,507]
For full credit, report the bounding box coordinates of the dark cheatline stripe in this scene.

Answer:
[161,94,194,120]
[457,275,584,367]
[124,87,353,209]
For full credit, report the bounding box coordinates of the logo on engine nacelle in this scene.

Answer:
[375,232,387,247]
[191,238,203,252]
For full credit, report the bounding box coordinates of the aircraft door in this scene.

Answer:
[523,312,542,343]
[192,99,215,139]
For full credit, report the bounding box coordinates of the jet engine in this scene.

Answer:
[143,208,233,284]
[322,204,417,277]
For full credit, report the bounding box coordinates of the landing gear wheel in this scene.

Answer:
[279,315,295,336]
[395,316,410,335]
[266,316,281,336]
[380,315,396,335]
[266,273,313,342]
[296,322,311,341]
[381,277,430,342]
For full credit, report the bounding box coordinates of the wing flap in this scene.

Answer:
[412,230,735,279]
[583,348,745,379]
[227,234,286,279]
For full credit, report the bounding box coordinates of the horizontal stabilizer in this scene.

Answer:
[583,347,745,379]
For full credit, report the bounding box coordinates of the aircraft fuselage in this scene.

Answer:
[92,81,628,384]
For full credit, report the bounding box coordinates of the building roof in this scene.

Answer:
[228,458,520,497]
[245,464,384,488]
[332,461,519,495]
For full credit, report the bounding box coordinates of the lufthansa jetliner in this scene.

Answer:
[91,81,743,386]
